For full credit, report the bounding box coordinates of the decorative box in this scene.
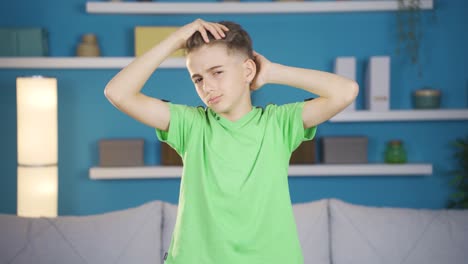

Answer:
[99,139,144,167]
[320,136,368,164]
[0,28,48,56]
[365,56,390,111]
[134,26,185,57]
[161,142,183,166]
[334,57,357,112]
[290,139,316,164]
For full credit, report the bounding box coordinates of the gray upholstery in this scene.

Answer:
[0,201,163,264]
[292,199,330,264]
[1,198,468,264]
[329,199,468,264]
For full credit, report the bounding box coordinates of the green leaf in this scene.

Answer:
[450,175,464,186]
[461,201,468,209]
[446,136,468,208]
[451,191,466,200]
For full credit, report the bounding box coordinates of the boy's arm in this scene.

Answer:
[104,19,228,131]
[252,52,359,129]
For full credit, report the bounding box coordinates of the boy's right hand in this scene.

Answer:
[174,19,230,49]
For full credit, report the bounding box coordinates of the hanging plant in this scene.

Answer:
[396,0,423,75]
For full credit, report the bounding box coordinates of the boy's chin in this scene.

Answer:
[207,104,222,111]
[208,104,228,114]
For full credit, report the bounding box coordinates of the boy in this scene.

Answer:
[105,19,358,264]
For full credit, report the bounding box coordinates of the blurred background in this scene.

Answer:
[0,0,467,215]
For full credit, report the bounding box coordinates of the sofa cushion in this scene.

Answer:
[0,200,163,264]
[292,199,330,264]
[329,198,468,264]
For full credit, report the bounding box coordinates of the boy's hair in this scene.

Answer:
[185,21,254,60]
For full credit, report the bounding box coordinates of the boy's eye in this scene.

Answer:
[194,78,202,84]
[214,71,223,76]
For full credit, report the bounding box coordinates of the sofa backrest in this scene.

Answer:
[329,198,468,264]
[3,198,466,264]
[0,201,163,264]
[292,199,330,264]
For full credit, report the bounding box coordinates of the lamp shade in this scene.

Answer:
[16,76,58,217]
[17,76,57,166]
[17,166,58,217]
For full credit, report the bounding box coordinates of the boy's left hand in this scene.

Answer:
[250,51,271,91]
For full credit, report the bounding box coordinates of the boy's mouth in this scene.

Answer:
[208,95,222,105]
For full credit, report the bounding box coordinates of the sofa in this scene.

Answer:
[1,198,467,264]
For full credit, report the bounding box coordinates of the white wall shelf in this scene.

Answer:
[330,109,468,122]
[0,57,186,69]
[86,0,433,15]
[3,59,465,124]
[89,163,432,179]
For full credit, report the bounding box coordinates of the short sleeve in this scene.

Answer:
[273,102,317,153]
[155,103,202,156]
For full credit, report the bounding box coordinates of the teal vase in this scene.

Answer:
[384,140,407,163]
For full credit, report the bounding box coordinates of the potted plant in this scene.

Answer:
[447,136,468,209]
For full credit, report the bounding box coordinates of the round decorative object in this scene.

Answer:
[384,140,407,164]
[82,34,97,44]
[76,34,100,57]
[412,88,441,109]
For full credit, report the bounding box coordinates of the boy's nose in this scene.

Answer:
[203,80,215,93]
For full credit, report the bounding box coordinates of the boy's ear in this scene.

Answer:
[243,58,257,83]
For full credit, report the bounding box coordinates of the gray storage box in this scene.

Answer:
[99,139,144,167]
[321,136,368,164]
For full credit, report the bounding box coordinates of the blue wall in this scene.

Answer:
[1,0,467,215]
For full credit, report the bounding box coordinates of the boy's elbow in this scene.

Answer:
[346,81,359,102]
[104,86,113,100]
[104,85,122,105]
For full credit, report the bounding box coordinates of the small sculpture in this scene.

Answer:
[76,34,100,57]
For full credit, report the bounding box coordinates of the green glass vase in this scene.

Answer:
[384,140,407,163]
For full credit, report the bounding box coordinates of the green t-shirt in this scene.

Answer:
[156,101,317,264]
